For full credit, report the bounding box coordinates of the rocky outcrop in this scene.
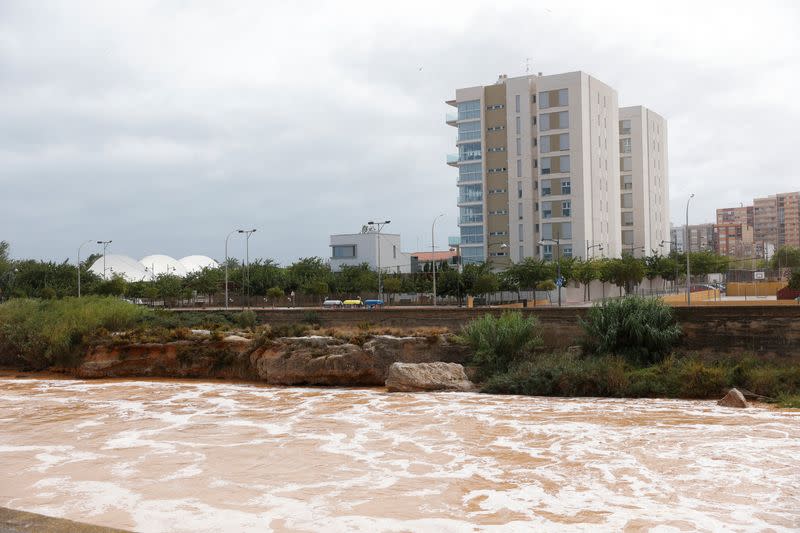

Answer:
[75,335,470,386]
[385,362,474,392]
[717,388,749,408]
[77,341,248,379]
[248,335,470,386]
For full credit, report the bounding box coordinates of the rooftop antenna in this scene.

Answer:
[525,57,532,74]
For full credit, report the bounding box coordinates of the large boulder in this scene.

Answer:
[717,388,748,408]
[249,335,470,387]
[385,362,474,392]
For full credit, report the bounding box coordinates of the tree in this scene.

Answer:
[95,275,128,297]
[266,286,285,307]
[248,259,287,296]
[382,276,403,302]
[770,246,800,271]
[336,263,377,295]
[605,256,645,296]
[572,259,600,301]
[185,266,223,303]
[503,258,553,305]
[689,251,728,277]
[287,257,332,295]
[155,273,183,307]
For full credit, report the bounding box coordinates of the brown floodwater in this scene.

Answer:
[0,378,798,532]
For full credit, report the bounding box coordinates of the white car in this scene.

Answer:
[322,299,343,308]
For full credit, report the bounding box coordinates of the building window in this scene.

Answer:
[621,192,633,209]
[561,179,571,195]
[518,201,523,219]
[519,224,524,241]
[562,245,573,258]
[458,184,483,203]
[458,163,482,183]
[332,245,356,258]
[540,111,567,131]
[519,245,524,258]
[622,230,634,245]
[541,180,551,196]
[620,174,632,190]
[535,223,539,232]
[542,201,552,219]
[559,155,570,173]
[622,211,634,226]
[460,225,484,244]
[461,246,485,265]
[516,116,521,134]
[620,157,632,171]
[516,159,522,177]
[542,224,553,240]
[562,200,571,217]
[458,100,480,120]
[538,88,568,109]
[620,137,632,154]
[540,135,550,153]
[517,181,523,198]
[559,133,569,151]
[487,103,505,110]
[393,245,397,259]
[559,222,572,239]
[458,142,482,161]
[516,138,522,156]
[457,121,481,141]
[515,94,521,113]
[620,119,631,135]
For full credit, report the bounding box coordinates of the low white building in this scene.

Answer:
[330,226,411,274]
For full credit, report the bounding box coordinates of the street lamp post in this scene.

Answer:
[77,239,94,297]
[96,240,112,280]
[540,238,562,307]
[224,229,241,309]
[238,229,257,308]
[431,214,445,306]
[367,220,391,301]
[685,194,695,306]
[586,240,603,259]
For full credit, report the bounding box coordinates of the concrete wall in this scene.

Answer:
[193,306,800,358]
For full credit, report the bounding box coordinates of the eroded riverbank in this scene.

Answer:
[1,378,798,532]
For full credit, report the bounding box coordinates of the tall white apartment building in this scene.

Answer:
[619,106,670,256]
[447,71,668,265]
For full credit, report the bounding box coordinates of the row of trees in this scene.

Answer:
[2,239,798,305]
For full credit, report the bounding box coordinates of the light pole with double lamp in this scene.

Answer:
[96,240,112,280]
[431,214,445,306]
[539,238,562,307]
[586,241,603,259]
[239,229,257,308]
[77,239,94,297]
[685,193,695,306]
[368,220,391,301]
[224,229,242,309]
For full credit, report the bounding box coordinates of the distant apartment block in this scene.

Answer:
[753,192,800,257]
[619,106,670,255]
[715,205,755,257]
[446,71,668,266]
[330,228,411,273]
[671,223,715,253]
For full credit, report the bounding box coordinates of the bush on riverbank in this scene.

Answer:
[482,352,800,401]
[459,312,542,381]
[0,297,150,369]
[580,296,682,364]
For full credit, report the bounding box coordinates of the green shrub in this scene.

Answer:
[459,312,543,380]
[236,310,257,329]
[303,311,320,325]
[482,353,800,401]
[580,296,682,364]
[0,297,150,369]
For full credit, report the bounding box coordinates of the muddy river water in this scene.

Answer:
[0,378,798,532]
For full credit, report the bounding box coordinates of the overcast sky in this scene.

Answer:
[1,0,798,264]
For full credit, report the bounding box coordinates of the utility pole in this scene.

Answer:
[368,220,391,301]
[97,240,112,280]
[77,239,94,297]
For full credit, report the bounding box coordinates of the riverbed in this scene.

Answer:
[0,378,798,532]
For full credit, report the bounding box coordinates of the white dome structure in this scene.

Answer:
[140,255,188,278]
[88,254,149,282]
[179,255,219,274]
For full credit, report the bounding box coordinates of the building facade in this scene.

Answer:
[447,71,668,266]
[671,223,716,253]
[715,205,755,257]
[753,192,800,257]
[618,106,670,256]
[329,229,411,273]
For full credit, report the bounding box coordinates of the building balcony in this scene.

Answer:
[446,112,458,126]
[446,98,457,107]
[447,154,459,166]
[458,215,484,225]
[457,195,483,205]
